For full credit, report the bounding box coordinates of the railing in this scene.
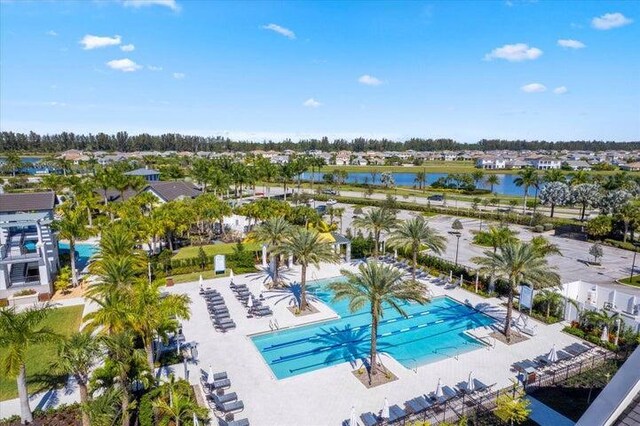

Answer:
[389,349,617,425]
[433,346,461,361]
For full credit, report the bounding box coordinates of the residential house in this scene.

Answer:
[58,149,90,164]
[334,151,351,166]
[0,192,59,299]
[270,155,290,165]
[620,162,640,172]
[125,168,161,182]
[476,157,506,169]
[505,159,529,169]
[145,181,202,203]
[527,157,562,170]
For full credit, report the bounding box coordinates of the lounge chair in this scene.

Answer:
[216,399,244,413]
[218,418,249,426]
[211,306,229,313]
[215,321,236,331]
[389,405,406,422]
[405,396,431,414]
[210,391,238,405]
[210,378,231,390]
[360,412,379,426]
[204,371,228,382]
[212,312,231,320]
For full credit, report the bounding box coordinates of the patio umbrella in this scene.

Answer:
[259,281,266,296]
[435,378,443,399]
[229,269,234,284]
[546,344,558,363]
[183,357,188,379]
[207,365,214,387]
[449,270,453,282]
[176,335,181,355]
[459,275,463,286]
[350,406,357,426]
[247,297,254,309]
[198,274,203,289]
[381,398,390,419]
[192,413,200,426]
[466,371,475,393]
[601,326,609,342]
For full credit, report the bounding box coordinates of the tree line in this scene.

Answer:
[1,131,638,153]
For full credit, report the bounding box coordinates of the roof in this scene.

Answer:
[331,232,351,245]
[146,181,201,202]
[0,211,51,226]
[0,192,56,213]
[124,168,160,176]
[577,346,640,426]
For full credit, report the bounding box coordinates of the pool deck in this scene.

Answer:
[164,260,585,426]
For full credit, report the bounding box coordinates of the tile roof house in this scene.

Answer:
[145,181,202,203]
[0,192,57,215]
[124,168,161,182]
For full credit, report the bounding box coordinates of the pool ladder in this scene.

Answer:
[269,319,280,331]
[433,345,461,361]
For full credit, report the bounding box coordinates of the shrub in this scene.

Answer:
[0,298,8,307]
[532,225,544,233]
[543,223,554,231]
[604,238,638,251]
[563,326,585,338]
[13,288,37,297]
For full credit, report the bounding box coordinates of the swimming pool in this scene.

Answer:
[251,277,495,379]
[58,242,98,271]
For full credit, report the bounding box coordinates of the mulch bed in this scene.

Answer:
[490,330,529,345]
[287,303,320,316]
[352,365,398,389]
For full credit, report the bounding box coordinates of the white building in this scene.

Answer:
[527,157,562,170]
[476,157,506,169]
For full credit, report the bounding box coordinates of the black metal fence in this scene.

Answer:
[392,349,616,425]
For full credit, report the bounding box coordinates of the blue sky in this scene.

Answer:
[1,0,638,142]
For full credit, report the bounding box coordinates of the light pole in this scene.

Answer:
[614,318,621,347]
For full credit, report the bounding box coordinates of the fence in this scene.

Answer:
[389,349,616,425]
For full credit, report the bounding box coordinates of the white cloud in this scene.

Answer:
[80,34,121,50]
[303,98,321,108]
[521,83,547,93]
[147,65,163,71]
[120,43,135,52]
[592,12,633,30]
[557,39,585,49]
[262,23,296,39]
[122,0,180,11]
[173,72,185,79]
[46,30,58,36]
[106,58,142,72]
[484,43,543,62]
[358,74,383,86]
[553,86,568,94]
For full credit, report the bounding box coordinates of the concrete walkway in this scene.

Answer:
[527,396,576,426]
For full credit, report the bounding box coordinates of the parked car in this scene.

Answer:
[323,189,337,195]
[427,194,444,201]
[326,199,337,206]
[316,205,327,214]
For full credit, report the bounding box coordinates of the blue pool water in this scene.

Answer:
[252,277,494,379]
[58,242,98,271]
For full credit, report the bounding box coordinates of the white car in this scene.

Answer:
[326,199,337,205]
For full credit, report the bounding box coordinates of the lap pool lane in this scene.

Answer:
[251,277,495,379]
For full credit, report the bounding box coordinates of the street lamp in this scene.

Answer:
[450,219,464,266]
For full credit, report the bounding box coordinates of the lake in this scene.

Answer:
[301,171,526,196]
[0,156,52,174]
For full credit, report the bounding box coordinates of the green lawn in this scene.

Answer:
[172,242,262,260]
[619,275,640,287]
[0,305,84,401]
[169,269,230,284]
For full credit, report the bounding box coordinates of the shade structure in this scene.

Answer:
[547,344,558,363]
[435,378,443,398]
[381,398,390,419]
[349,406,357,426]
[207,365,214,386]
[601,326,609,342]
[198,274,203,288]
[466,372,475,393]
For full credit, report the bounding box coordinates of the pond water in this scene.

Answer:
[0,156,53,174]
[301,171,526,196]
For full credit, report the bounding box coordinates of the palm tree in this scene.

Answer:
[84,291,132,335]
[0,305,56,424]
[536,289,564,320]
[482,226,518,253]
[249,217,293,286]
[485,174,500,193]
[569,170,591,186]
[414,171,426,191]
[55,201,93,286]
[514,168,539,214]
[542,169,565,184]
[152,389,209,426]
[51,332,103,426]
[495,388,531,426]
[352,208,398,258]
[387,216,446,281]
[101,332,152,426]
[329,262,429,380]
[129,280,191,371]
[276,227,339,311]
[472,241,560,342]
[471,170,485,189]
